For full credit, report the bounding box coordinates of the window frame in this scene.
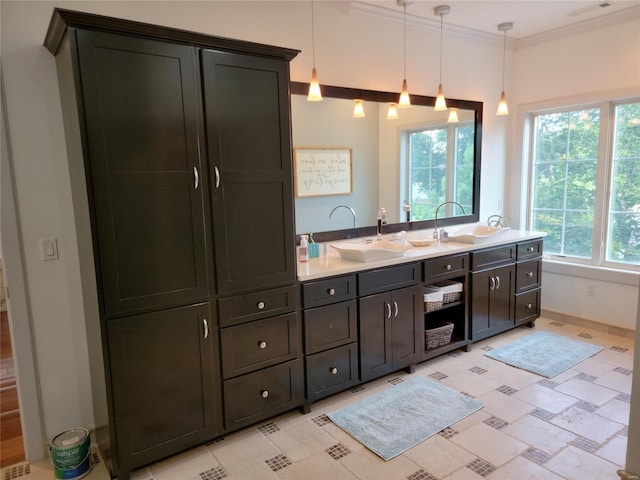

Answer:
[525,98,640,272]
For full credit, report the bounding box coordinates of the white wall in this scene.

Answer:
[1,0,635,458]
[509,18,640,331]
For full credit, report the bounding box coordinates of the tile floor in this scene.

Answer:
[4,317,634,480]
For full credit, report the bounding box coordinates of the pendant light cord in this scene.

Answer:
[501,29,507,91]
[439,14,443,84]
[311,0,316,68]
[403,5,407,79]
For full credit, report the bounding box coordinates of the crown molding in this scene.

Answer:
[329,1,640,51]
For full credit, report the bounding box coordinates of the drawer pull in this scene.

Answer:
[527,246,535,252]
[260,389,269,399]
[327,288,336,296]
[329,367,338,375]
[257,301,265,310]
[526,303,533,309]
[444,264,452,271]
[258,341,267,349]
[526,272,534,278]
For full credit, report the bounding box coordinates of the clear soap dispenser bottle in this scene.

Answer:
[298,234,309,262]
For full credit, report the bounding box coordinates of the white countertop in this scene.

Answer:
[297,228,546,282]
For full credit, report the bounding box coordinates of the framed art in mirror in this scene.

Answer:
[294,147,353,198]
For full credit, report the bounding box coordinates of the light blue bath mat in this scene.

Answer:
[327,376,484,461]
[485,331,603,378]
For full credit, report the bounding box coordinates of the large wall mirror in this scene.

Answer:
[291,82,483,242]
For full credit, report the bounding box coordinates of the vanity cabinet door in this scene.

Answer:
[470,265,514,341]
[201,50,296,295]
[107,303,221,474]
[76,30,209,317]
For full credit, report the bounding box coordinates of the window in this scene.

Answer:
[405,122,474,221]
[528,100,640,269]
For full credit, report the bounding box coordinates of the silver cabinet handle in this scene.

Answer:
[193,166,199,189]
[258,341,267,349]
[445,264,452,271]
[203,318,209,340]
[261,390,269,399]
[526,271,533,278]
[526,303,533,309]
[328,288,336,296]
[385,302,392,319]
[257,301,265,310]
[527,246,535,252]
[489,276,495,290]
[393,301,399,317]
[215,166,220,188]
[329,367,338,375]
[495,275,501,290]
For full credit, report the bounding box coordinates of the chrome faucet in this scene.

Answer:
[329,205,357,228]
[434,201,466,239]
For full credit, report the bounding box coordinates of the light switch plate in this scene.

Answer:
[40,238,59,261]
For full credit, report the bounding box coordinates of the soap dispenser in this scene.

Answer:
[298,234,309,262]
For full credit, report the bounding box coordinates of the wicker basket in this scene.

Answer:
[433,280,463,303]
[425,322,454,349]
[424,287,444,313]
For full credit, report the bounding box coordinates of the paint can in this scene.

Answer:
[49,428,92,480]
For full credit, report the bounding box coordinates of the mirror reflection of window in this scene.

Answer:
[403,122,474,221]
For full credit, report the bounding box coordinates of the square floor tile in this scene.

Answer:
[451,423,528,467]
[545,445,620,479]
[551,406,625,443]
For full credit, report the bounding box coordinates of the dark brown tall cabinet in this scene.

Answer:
[45,9,300,480]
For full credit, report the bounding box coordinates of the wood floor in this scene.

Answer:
[1,310,25,467]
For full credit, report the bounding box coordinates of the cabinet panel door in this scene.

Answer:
[390,286,422,370]
[201,50,295,294]
[76,30,208,317]
[471,265,514,341]
[107,303,221,472]
[359,293,393,382]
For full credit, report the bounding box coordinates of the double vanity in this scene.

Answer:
[298,228,544,407]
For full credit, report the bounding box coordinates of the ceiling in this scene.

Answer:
[346,0,640,45]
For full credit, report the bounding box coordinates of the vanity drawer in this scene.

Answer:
[358,262,420,296]
[471,244,516,271]
[515,289,540,325]
[516,259,541,293]
[223,359,303,430]
[220,312,299,379]
[305,343,359,402]
[424,253,468,282]
[302,275,356,309]
[517,239,543,261]
[303,299,357,354]
[218,285,297,328]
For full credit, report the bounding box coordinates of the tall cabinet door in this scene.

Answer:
[471,265,514,340]
[201,50,296,294]
[76,30,209,317]
[107,303,221,474]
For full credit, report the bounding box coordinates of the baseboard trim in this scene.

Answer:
[541,309,636,339]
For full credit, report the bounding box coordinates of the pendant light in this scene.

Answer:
[397,0,413,108]
[307,0,322,102]
[353,99,366,118]
[434,5,450,111]
[447,108,459,123]
[496,22,513,115]
[387,103,399,120]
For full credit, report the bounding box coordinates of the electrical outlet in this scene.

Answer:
[587,285,595,297]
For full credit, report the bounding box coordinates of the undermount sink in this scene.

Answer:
[448,225,511,244]
[331,240,412,262]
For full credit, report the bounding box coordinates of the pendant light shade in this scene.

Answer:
[353,99,366,118]
[496,22,513,115]
[447,107,459,123]
[307,1,322,102]
[387,103,399,120]
[434,5,450,112]
[397,0,413,108]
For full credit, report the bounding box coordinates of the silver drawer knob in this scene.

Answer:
[327,288,336,296]
[261,390,269,398]
[526,303,533,309]
[526,272,533,277]
[258,341,267,349]
[527,247,534,252]
[444,264,452,271]
[329,367,338,375]
[257,301,265,310]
